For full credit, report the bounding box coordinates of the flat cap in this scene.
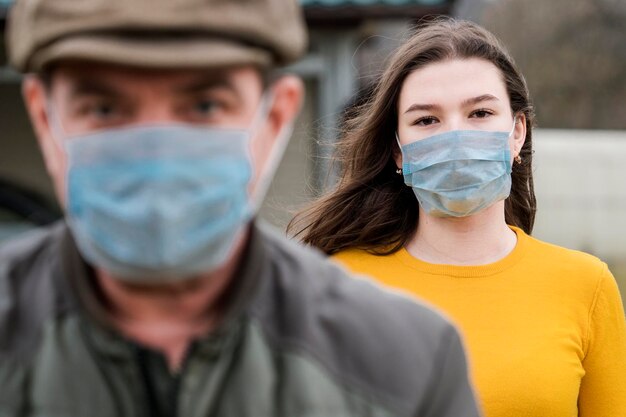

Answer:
[7,0,308,73]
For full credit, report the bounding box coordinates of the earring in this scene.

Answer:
[396,168,403,175]
[515,155,522,165]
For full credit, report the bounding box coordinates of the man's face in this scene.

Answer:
[23,63,303,206]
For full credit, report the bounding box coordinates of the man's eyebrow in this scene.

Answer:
[69,79,122,98]
[403,103,442,114]
[461,94,500,107]
[174,75,239,95]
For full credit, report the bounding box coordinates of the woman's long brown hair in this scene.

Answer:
[288,18,536,255]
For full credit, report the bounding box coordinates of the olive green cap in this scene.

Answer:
[7,0,308,73]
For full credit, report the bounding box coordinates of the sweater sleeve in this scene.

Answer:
[578,264,626,416]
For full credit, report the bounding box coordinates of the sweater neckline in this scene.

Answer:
[394,226,528,277]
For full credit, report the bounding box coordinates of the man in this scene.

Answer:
[0,1,481,416]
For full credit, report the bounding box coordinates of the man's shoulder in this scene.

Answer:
[256,221,452,333]
[0,222,66,267]
[0,222,68,359]
[0,222,66,285]
[251,223,463,415]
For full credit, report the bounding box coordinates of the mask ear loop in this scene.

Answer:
[45,102,70,144]
[248,89,295,212]
[394,132,404,175]
[43,102,76,209]
[247,91,274,134]
[508,116,518,137]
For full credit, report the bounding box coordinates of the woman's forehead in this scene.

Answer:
[399,58,508,110]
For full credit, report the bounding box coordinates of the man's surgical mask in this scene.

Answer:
[52,96,286,283]
[398,120,517,218]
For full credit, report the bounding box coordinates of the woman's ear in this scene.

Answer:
[393,132,403,170]
[512,113,527,157]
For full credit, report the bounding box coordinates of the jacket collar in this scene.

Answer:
[59,220,267,359]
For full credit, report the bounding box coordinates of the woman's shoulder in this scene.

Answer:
[520,231,612,292]
[332,247,374,261]
[332,247,400,270]
[523,232,606,271]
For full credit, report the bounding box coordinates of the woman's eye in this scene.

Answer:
[470,109,493,118]
[414,116,438,126]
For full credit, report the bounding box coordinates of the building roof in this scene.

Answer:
[0,0,450,13]
[303,0,451,24]
[0,0,10,23]
[0,0,453,25]
[301,0,445,5]
[0,0,446,5]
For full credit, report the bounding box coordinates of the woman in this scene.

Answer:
[289,18,626,417]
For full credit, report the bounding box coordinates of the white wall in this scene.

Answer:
[532,129,626,263]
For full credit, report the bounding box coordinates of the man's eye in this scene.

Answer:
[95,104,114,116]
[194,100,220,115]
[82,103,117,119]
[414,116,438,126]
[470,109,493,118]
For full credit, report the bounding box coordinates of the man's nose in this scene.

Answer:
[134,105,179,125]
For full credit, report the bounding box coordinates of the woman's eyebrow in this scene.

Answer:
[461,94,500,107]
[403,103,441,114]
[403,94,500,114]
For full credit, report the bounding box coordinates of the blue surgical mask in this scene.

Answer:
[52,94,288,283]
[398,121,516,218]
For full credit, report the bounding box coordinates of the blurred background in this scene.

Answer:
[1,0,625,296]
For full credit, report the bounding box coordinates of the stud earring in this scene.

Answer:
[396,168,403,175]
[515,155,522,165]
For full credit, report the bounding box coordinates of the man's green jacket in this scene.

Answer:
[0,221,480,417]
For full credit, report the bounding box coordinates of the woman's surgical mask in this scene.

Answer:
[398,120,517,218]
[50,94,289,283]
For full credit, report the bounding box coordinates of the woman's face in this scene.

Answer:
[396,57,525,159]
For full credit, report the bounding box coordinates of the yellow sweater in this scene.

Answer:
[333,227,626,417]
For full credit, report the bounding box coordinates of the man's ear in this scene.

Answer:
[266,74,304,140]
[22,75,62,176]
[248,74,304,200]
[251,74,304,180]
